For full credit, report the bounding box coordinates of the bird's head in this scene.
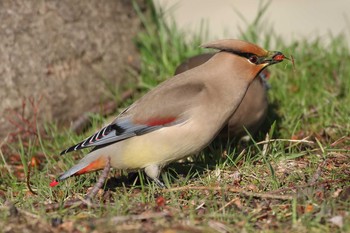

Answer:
[201,39,285,77]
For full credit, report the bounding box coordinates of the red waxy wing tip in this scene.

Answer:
[144,117,177,127]
[50,179,59,187]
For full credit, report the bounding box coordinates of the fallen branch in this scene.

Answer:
[266,178,350,195]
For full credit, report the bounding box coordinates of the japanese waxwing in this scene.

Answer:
[175,53,270,139]
[53,39,285,187]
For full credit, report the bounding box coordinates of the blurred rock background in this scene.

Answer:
[0,0,144,140]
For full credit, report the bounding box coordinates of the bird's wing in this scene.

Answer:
[60,79,205,155]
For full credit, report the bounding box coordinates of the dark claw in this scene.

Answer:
[153,178,166,188]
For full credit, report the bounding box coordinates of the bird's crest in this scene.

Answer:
[201,39,268,57]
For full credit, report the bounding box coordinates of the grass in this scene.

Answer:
[1,0,350,232]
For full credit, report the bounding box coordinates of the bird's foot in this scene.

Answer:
[153,177,166,188]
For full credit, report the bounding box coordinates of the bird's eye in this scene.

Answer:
[248,55,259,64]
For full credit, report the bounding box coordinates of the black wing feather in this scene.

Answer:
[60,118,160,155]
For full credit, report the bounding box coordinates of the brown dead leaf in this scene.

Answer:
[305,203,314,213]
[291,130,308,140]
[315,190,324,200]
[246,184,259,192]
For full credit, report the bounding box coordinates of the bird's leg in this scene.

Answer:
[85,156,111,201]
[144,164,165,188]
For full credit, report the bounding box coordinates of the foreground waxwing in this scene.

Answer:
[53,39,285,187]
[175,53,270,139]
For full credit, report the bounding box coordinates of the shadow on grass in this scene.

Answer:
[103,162,208,190]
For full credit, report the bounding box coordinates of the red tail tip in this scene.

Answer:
[50,179,59,187]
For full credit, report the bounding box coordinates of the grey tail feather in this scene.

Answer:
[57,162,89,181]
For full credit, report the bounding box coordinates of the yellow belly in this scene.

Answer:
[120,135,172,168]
[93,124,202,170]
[92,120,216,171]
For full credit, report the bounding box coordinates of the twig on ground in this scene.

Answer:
[95,211,171,225]
[217,197,240,212]
[266,178,349,195]
[164,186,293,200]
[166,178,349,202]
[26,160,38,195]
[255,137,314,146]
[330,136,350,147]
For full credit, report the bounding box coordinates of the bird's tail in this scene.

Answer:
[50,154,107,187]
